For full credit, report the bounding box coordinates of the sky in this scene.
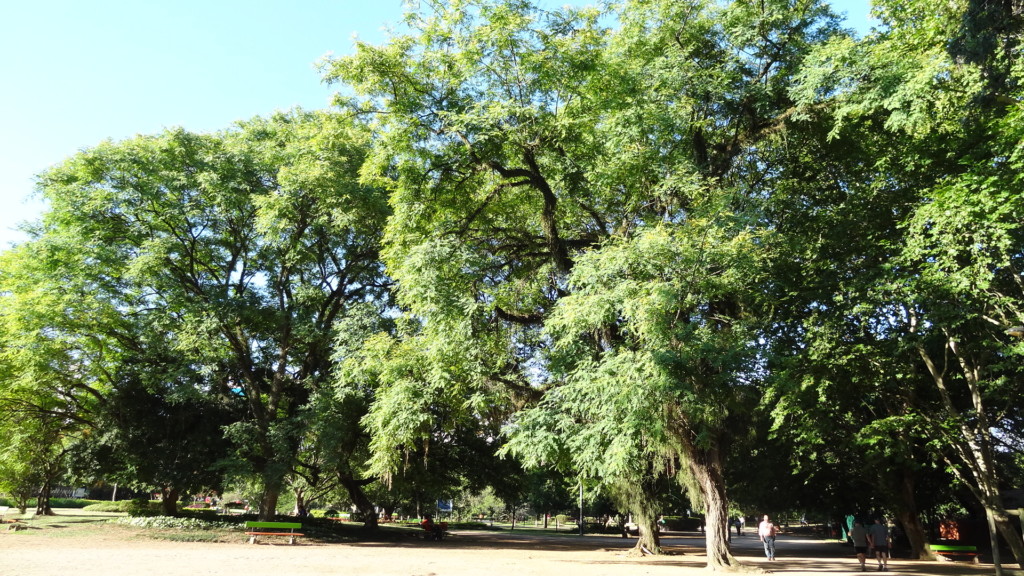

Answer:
[0,0,874,249]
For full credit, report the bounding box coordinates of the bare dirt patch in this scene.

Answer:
[0,510,1008,576]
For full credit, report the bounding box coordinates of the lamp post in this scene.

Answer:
[578,480,584,536]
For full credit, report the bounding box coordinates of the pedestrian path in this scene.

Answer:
[660,531,1010,575]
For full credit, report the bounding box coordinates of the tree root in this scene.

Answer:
[625,543,667,557]
[703,562,770,574]
[703,554,771,574]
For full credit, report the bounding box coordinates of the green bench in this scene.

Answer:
[929,543,980,563]
[244,521,304,544]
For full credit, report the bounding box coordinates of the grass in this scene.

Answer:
[3,508,616,546]
[3,508,125,539]
[2,508,240,542]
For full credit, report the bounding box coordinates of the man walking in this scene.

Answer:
[867,518,890,571]
[758,514,778,560]
[850,520,869,571]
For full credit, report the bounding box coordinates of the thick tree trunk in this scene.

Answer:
[160,487,179,516]
[339,473,379,530]
[896,468,933,560]
[633,513,663,555]
[690,458,733,570]
[608,477,665,555]
[258,481,281,521]
[686,443,754,572]
[632,479,664,555]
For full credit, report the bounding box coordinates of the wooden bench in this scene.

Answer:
[930,543,980,563]
[244,521,304,544]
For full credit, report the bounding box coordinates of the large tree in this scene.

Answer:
[327,0,842,567]
[0,242,118,515]
[778,0,1024,566]
[29,110,389,519]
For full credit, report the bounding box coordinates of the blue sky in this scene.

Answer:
[0,0,873,248]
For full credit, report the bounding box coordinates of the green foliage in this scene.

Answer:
[115,515,238,531]
[329,0,847,563]
[46,498,98,509]
[11,108,390,519]
[766,0,1024,561]
[0,497,97,509]
[456,487,505,519]
[2,0,1022,563]
[82,501,133,513]
[123,499,164,517]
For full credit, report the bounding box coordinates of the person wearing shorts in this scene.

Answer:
[850,520,869,571]
[867,518,890,571]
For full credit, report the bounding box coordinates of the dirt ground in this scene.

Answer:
[0,509,1014,576]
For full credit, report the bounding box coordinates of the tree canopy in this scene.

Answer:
[1,0,1023,571]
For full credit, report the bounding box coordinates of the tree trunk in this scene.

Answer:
[339,473,379,530]
[629,478,664,555]
[632,513,663,555]
[293,488,307,517]
[989,499,1024,569]
[35,480,53,516]
[258,481,281,521]
[896,468,933,560]
[160,487,179,516]
[918,340,1024,568]
[686,443,750,571]
[691,460,732,569]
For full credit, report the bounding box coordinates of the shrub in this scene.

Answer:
[0,497,99,509]
[49,498,99,508]
[124,498,163,517]
[181,508,220,520]
[83,501,129,513]
[115,515,237,531]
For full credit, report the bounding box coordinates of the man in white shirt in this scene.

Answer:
[758,514,778,560]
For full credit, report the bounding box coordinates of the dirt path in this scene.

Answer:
[0,510,1010,576]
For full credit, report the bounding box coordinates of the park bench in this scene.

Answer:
[419,520,448,540]
[244,521,304,544]
[929,543,980,563]
[0,506,8,522]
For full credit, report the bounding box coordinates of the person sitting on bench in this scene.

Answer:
[421,514,444,540]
